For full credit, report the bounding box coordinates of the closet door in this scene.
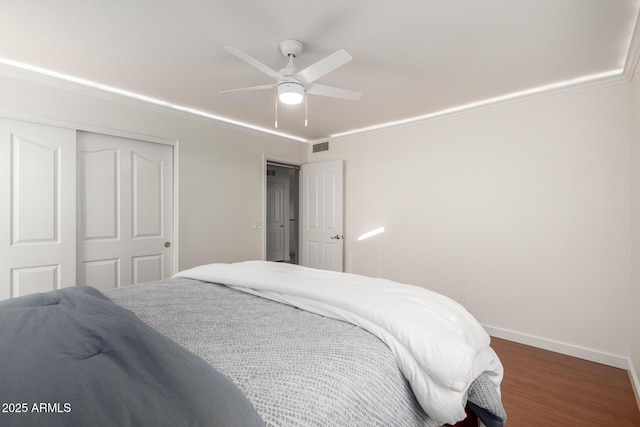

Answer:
[77,132,174,290]
[0,119,76,299]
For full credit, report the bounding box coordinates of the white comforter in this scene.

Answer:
[174,261,503,425]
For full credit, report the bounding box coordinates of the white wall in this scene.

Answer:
[0,69,307,271]
[312,84,632,364]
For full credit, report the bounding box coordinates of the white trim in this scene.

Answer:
[172,140,180,275]
[484,324,629,369]
[261,156,268,261]
[261,154,305,261]
[0,111,177,148]
[629,358,640,411]
[623,7,640,81]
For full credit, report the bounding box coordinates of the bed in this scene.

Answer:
[0,261,506,427]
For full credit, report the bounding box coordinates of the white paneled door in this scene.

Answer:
[0,119,77,299]
[300,160,344,271]
[77,132,174,290]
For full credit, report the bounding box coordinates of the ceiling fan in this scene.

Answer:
[219,40,362,127]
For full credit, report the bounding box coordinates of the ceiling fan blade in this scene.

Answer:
[224,47,284,81]
[294,49,353,84]
[306,83,362,101]
[218,83,277,94]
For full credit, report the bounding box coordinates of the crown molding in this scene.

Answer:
[624,7,640,81]
[329,70,628,140]
[0,60,308,144]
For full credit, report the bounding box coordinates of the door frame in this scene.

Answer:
[262,155,303,262]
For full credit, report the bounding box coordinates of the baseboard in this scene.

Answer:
[629,358,640,410]
[483,324,628,369]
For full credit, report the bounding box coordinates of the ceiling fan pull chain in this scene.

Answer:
[275,94,278,128]
[305,93,308,127]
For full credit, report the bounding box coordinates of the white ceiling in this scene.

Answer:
[1,1,639,142]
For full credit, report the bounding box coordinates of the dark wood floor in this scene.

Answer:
[490,337,640,426]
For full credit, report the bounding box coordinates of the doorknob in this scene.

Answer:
[164,242,171,248]
[330,234,343,240]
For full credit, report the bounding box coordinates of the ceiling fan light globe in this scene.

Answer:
[278,82,304,105]
[279,92,304,105]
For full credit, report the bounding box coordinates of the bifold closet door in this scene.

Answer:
[77,132,174,290]
[0,119,77,300]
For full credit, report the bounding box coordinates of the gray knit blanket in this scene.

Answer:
[106,278,505,426]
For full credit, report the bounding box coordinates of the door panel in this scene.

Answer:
[0,119,76,299]
[300,160,344,271]
[132,255,163,283]
[81,148,118,240]
[77,132,173,288]
[82,259,119,291]
[12,137,57,243]
[11,265,59,296]
[132,152,163,237]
